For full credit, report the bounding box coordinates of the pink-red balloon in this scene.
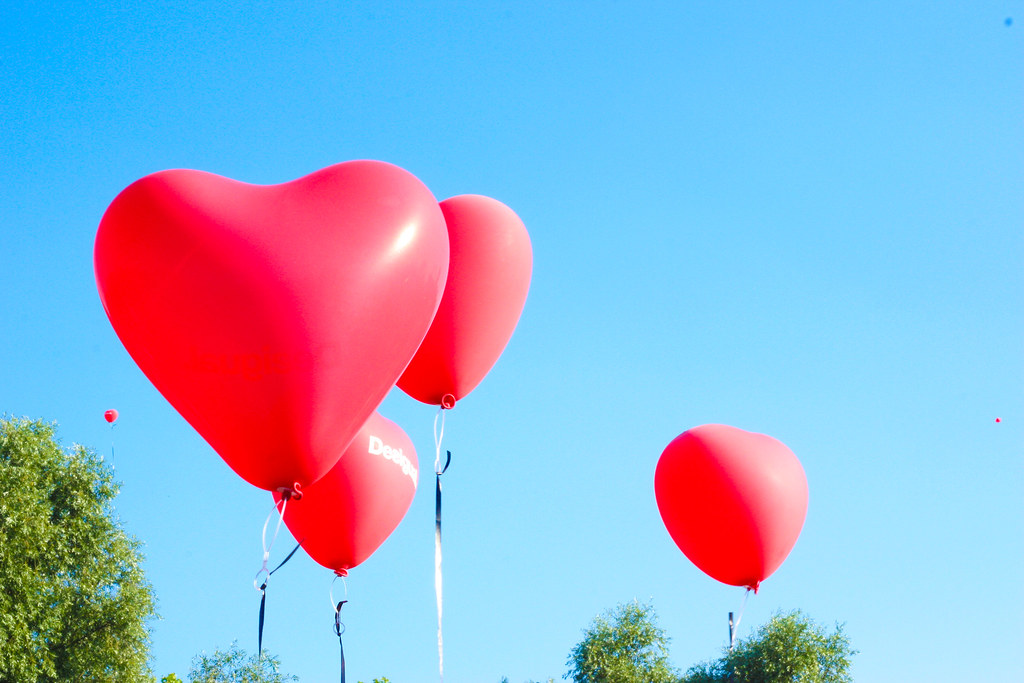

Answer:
[104,409,118,423]
[274,412,418,574]
[94,161,449,492]
[654,424,808,591]
[397,194,532,407]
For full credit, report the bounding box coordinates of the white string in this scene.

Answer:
[254,496,288,589]
[433,405,446,682]
[433,406,446,475]
[730,587,752,649]
[329,573,348,610]
[109,422,117,471]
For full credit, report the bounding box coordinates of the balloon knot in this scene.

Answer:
[276,483,303,501]
[334,568,348,577]
[441,394,456,410]
[751,582,760,594]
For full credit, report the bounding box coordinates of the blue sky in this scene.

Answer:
[2,2,1021,681]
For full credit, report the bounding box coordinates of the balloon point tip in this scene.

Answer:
[441,394,456,409]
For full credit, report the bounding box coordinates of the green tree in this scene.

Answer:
[0,417,156,682]
[566,601,677,683]
[682,610,855,683]
[188,643,297,682]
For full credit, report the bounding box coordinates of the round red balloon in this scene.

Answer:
[274,412,418,574]
[654,424,808,590]
[95,161,449,492]
[104,409,118,423]
[398,194,532,407]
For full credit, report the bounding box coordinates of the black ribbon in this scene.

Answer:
[436,449,452,538]
[334,600,348,683]
[257,540,304,657]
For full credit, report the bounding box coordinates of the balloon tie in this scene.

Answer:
[432,405,452,682]
[254,494,303,658]
[329,572,348,610]
[109,421,117,471]
[331,576,349,683]
[729,587,752,651]
[256,494,289,585]
[433,406,448,475]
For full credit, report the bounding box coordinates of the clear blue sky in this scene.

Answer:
[2,2,1021,681]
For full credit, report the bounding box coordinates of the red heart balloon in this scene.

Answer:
[397,194,532,407]
[654,424,808,590]
[94,161,449,491]
[274,412,418,574]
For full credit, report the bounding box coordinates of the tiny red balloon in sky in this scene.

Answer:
[995,417,1002,423]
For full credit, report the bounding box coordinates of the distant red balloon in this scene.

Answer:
[655,424,808,591]
[398,194,532,407]
[274,412,418,575]
[996,418,1002,423]
[94,161,449,492]
[104,409,118,423]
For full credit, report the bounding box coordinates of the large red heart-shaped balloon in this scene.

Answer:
[654,424,808,590]
[274,411,418,574]
[398,194,532,407]
[95,161,449,492]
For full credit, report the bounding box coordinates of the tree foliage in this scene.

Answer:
[566,601,677,683]
[187,643,297,683]
[682,610,855,683]
[0,417,156,682]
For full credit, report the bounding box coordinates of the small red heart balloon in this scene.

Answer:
[104,409,118,423]
[655,424,808,590]
[397,194,532,407]
[95,161,449,491]
[274,412,418,574]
